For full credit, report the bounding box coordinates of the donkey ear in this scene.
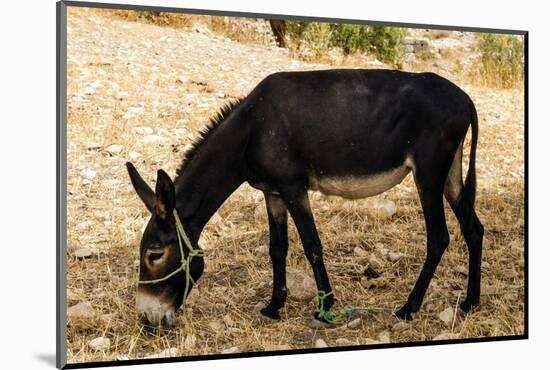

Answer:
[126,162,156,213]
[155,169,176,220]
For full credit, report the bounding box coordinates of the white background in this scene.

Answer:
[1,0,546,368]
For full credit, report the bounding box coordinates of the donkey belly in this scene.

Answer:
[309,157,413,199]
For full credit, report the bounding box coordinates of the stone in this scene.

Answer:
[433,332,460,341]
[363,266,380,279]
[315,338,328,348]
[438,307,455,324]
[369,256,383,269]
[265,344,291,351]
[335,338,356,346]
[254,244,269,255]
[287,267,316,301]
[221,346,240,354]
[377,330,391,343]
[208,321,224,332]
[346,318,361,329]
[363,338,381,345]
[353,247,368,257]
[222,314,234,327]
[81,168,96,180]
[183,334,197,350]
[88,337,110,351]
[74,248,92,259]
[135,126,154,135]
[105,144,123,155]
[128,151,142,161]
[388,252,406,262]
[141,135,165,144]
[368,199,397,220]
[67,301,95,322]
[144,348,178,359]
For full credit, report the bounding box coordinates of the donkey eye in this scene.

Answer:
[146,247,166,265]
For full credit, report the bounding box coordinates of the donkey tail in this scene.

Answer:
[459,99,479,224]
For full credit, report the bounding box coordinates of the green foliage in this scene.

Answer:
[472,33,524,88]
[286,22,406,65]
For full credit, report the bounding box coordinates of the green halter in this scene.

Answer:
[138,209,204,306]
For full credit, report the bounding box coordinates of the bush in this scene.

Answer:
[109,9,194,28]
[286,22,406,65]
[471,34,524,88]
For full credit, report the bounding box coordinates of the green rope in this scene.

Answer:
[138,209,204,308]
[316,290,353,323]
[315,287,524,325]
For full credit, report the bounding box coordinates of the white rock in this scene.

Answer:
[67,301,95,321]
[433,332,460,340]
[254,244,269,255]
[346,318,361,329]
[377,330,391,343]
[208,321,223,332]
[74,248,92,259]
[438,307,455,324]
[128,151,142,161]
[144,348,178,359]
[183,334,197,350]
[368,199,397,220]
[221,346,240,354]
[388,252,406,262]
[141,135,165,144]
[135,126,154,135]
[335,338,356,346]
[88,336,110,351]
[363,338,381,345]
[106,144,123,155]
[223,314,234,327]
[353,247,368,257]
[81,168,96,180]
[369,256,383,269]
[315,338,328,348]
[287,267,316,301]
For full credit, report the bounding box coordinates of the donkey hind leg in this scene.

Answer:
[444,144,484,313]
[278,185,334,320]
[260,192,289,320]
[395,168,450,320]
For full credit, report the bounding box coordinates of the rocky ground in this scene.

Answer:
[65,8,525,364]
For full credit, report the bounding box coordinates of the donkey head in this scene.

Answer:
[126,162,204,327]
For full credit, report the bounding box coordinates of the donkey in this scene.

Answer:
[127,69,484,327]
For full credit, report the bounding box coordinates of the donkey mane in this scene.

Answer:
[176,97,244,177]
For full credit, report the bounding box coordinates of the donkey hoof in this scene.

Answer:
[459,299,479,313]
[260,307,281,320]
[394,306,414,321]
[308,312,333,329]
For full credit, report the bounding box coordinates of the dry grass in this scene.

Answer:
[66,7,525,364]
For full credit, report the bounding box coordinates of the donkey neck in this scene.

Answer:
[173,102,250,239]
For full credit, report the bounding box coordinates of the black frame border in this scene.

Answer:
[56,1,529,369]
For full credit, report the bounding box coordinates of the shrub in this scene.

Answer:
[286,22,406,65]
[471,33,525,88]
[109,9,194,28]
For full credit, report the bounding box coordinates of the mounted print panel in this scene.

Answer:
[57,1,527,368]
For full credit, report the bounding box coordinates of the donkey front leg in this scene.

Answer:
[279,186,334,320]
[260,193,289,320]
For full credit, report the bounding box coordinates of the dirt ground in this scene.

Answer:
[65,8,525,364]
